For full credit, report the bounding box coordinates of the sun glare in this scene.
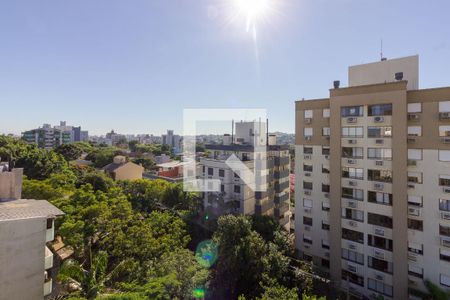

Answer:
[234,0,271,32]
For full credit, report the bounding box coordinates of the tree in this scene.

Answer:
[131,157,155,170]
[77,170,115,192]
[55,143,83,161]
[424,279,450,300]
[128,140,139,152]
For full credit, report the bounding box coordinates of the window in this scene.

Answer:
[440,249,450,262]
[219,169,225,177]
[322,184,330,193]
[342,187,363,201]
[440,274,450,287]
[234,171,240,178]
[439,150,450,162]
[342,270,364,287]
[220,184,225,192]
[367,148,392,160]
[322,202,330,211]
[46,219,53,229]
[439,175,450,186]
[322,239,330,249]
[323,108,330,118]
[304,110,313,118]
[408,219,423,231]
[368,104,392,116]
[368,191,392,206]
[342,208,364,222]
[342,126,363,138]
[304,127,313,137]
[368,126,392,138]
[368,213,393,228]
[208,167,214,175]
[368,234,393,251]
[303,164,313,172]
[321,259,330,269]
[303,198,313,208]
[368,278,393,297]
[408,242,423,255]
[439,126,450,137]
[303,235,312,244]
[303,147,313,154]
[322,127,330,136]
[342,228,364,244]
[440,224,450,237]
[303,216,313,226]
[439,101,450,113]
[440,199,450,212]
[368,256,393,274]
[322,165,330,174]
[342,248,364,265]
[368,169,392,183]
[408,149,422,160]
[342,147,363,159]
[322,146,330,155]
[408,196,422,207]
[303,181,313,190]
[341,106,363,117]
[342,167,364,180]
[322,221,330,231]
[408,172,423,184]
[234,185,241,193]
[408,126,422,136]
[202,166,205,173]
[408,103,422,113]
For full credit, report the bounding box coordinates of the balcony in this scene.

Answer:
[274,169,289,179]
[440,112,450,120]
[44,278,52,297]
[274,156,290,166]
[274,193,289,204]
[274,181,289,191]
[45,246,53,270]
[408,113,421,121]
[275,202,289,217]
[255,201,275,215]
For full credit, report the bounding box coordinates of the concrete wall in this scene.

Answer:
[114,163,144,180]
[0,217,46,300]
[0,168,23,200]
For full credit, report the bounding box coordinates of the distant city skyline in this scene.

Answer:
[1,0,449,135]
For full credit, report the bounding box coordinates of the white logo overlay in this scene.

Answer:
[182,109,268,193]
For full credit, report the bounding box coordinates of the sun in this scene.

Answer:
[236,0,270,19]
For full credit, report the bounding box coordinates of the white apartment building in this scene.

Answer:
[295,55,450,299]
[0,166,64,300]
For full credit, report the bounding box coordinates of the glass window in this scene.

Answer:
[408,172,423,184]
[342,248,364,265]
[408,103,422,113]
[323,108,330,118]
[342,228,364,244]
[303,198,313,208]
[342,126,363,138]
[408,242,423,255]
[368,234,393,251]
[439,150,450,162]
[440,199,450,212]
[368,126,392,138]
[342,208,364,222]
[303,181,313,190]
[303,216,313,226]
[342,167,364,180]
[342,147,363,159]
[408,149,422,160]
[439,175,450,186]
[322,146,330,155]
[367,148,392,160]
[368,169,392,182]
[219,169,225,177]
[440,224,450,237]
[303,147,313,154]
[368,191,392,205]
[234,185,240,193]
[303,164,313,172]
[439,101,450,113]
[322,127,330,136]
[440,274,450,287]
[408,126,422,136]
[408,219,423,231]
[304,127,313,137]
[208,168,214,175]
[368,256,393,274]
[342,187,363,201]
[368,278,393,297]
[440,249,450,262]
[408,195,423,207]
[368,104,392,116]
[304,110,313,118]
[368,213,393,228]
[341,106,363,117]
[322,221,330,230]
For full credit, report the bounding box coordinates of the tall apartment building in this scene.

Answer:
[199,121,291,230]
[162,130,182,153]
[294,55,450,299]
[22,121,88,149]
[0,165,64,299]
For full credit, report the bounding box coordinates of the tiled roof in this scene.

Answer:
[0,199,64,221]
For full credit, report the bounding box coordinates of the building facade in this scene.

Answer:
[0,166,64,300]
[295,56,450,299]
[22,121,88,149]
[199,121,291,230]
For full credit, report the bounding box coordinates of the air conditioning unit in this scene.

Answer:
[408,113,420,120]
[408,183,415,189]
[375,160,383,166]
[349,181,357,186]
[304,208,312,213]
[408,207,420,216]
[374,249,385,260]
[324,155,329,160]
[347,117,357,123]
[304,190,311,195]
[349,220,357,227]
[305,136,312,141]
[305,172,311,177]
[304,155,311,160]
[305,118,312,124]
[375,273,384,281]
[375,139,384,144]
[374,227,385,236]
[347,264,357,273]
[348,201,357,208]
[441,237,450,248]
[348,139,357,144]
[441,211,450,220]
[325,136,330,140]
[407,137,416,143]
[324,193,329,198]
[348,243,357,250]
[374,116,384,123]
[440,112,450,120]
[374,183,384,190]
[408,254,417,262]
[442,137,450,144]
[347,159,356,164]
[443,187,450,193]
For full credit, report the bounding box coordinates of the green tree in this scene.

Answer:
[424,279,450,300]
[55,143,83,161]
[131,157,155,170]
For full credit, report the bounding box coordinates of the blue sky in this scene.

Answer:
[1,0,449,135]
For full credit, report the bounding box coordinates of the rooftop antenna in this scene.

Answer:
[380,39,386,61]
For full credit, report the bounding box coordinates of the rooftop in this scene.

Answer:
[0,199,64,222]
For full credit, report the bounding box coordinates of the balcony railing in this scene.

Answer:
[45,246,53,270]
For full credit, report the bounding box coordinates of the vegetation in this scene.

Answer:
[1,135,325,299]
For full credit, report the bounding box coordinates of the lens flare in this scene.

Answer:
[193,287,206,299]
[195,239,218,268]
